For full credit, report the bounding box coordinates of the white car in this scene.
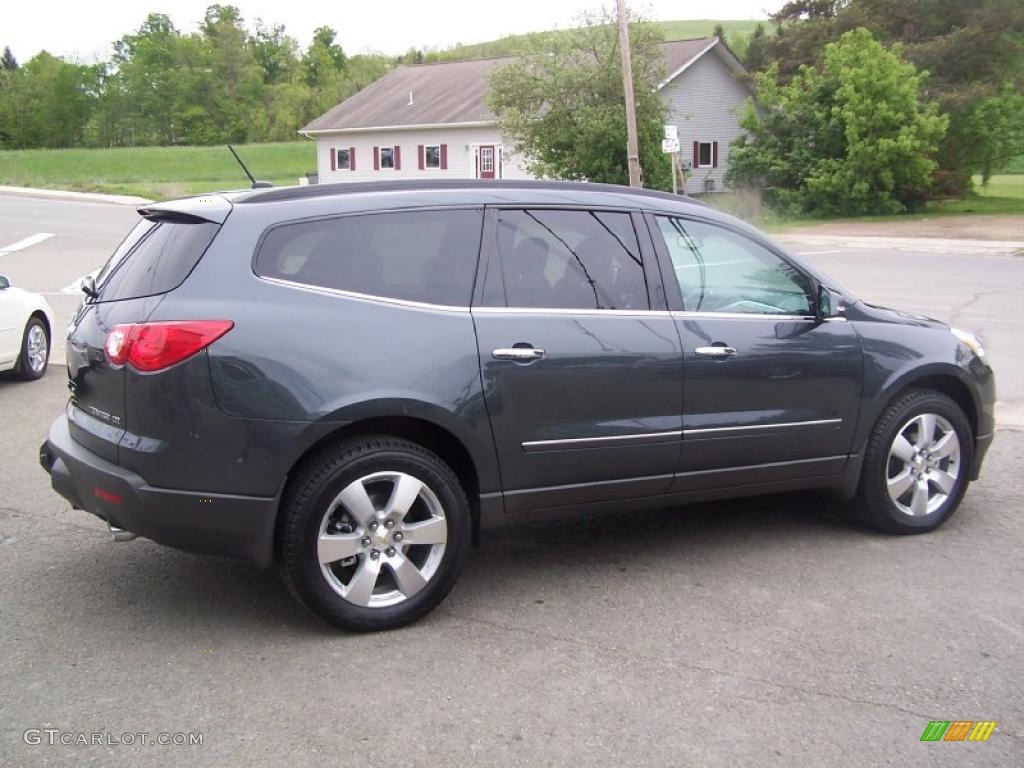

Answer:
[0,274,55,380]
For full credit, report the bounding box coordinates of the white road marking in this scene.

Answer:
[0,232,55,255]
[796,250,842,255]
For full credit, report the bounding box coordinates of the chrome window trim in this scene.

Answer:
[474,306,672,318]
[672,310,818,321]
[257,275,471,314]
[522,430,683,450]
[683,418,842,436]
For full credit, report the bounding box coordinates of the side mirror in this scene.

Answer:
[81,275,98,300]
[0,275,9,289]
[817,285,845,320]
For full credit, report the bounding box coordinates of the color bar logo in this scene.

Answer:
[920,721,997,742]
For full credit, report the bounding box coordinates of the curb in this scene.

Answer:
[0,185,151,206]
[776,233,1024,256]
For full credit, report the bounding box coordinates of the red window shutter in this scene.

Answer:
[440,144,448,170]
[349,146,356,171]
[418,145,425,170]
[394,145,401,170]
[373,146,380,170]
[330,147,336,171]
[712,141,719,168]
[693,141,699,167]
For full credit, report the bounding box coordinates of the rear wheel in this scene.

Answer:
[14,317,48,381]
[855,389,973,533]
[279,436,470,631]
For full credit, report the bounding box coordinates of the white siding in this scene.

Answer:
[660,48,751,195]
[314,125,534,184]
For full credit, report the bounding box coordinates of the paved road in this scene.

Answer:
[1,194,1022,767]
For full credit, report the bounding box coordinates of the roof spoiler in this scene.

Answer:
[137,194,233,224]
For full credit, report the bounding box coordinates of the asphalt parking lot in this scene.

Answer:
[1,192,1022,767]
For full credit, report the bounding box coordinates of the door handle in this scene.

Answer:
[492,346,545,362]
[695,345,737,358]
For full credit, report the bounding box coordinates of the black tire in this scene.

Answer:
[14,316,49,381]
[278,436,470,631]
[854,389,973,534]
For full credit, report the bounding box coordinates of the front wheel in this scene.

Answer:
[14,317,49,381]
[855,389,973,534]
[278,436,470,631]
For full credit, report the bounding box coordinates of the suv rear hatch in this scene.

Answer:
[66,197,230,462]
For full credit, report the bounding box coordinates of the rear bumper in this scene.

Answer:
[41,414,279,568]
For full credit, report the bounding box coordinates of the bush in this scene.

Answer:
[727,28,948,217]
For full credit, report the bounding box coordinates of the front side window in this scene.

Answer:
[379,146,394,169]
[336,148,350,170]
[492,209,648,310]
[655,217,813,316]
[697,142,713,168]
[254,209,483,307]
[425,145,440,168]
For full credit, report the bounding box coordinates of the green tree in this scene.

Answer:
[487,8,671,190]
[303,26,347,88]
[728,28,947,216]
[744,24,769,71]
[761,0,1024,190]
[1,46,17,71]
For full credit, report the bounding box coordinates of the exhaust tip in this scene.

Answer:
[108,523,137,543]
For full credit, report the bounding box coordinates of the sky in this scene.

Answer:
[3,0,782,63]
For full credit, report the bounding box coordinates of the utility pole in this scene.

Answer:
[616,0,642,187]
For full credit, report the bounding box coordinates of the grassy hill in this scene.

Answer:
[0,142,316,200]
[424,19,769,62]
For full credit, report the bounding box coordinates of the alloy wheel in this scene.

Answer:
[26,324,48,373]
[886,412,962,517]
[317,471,448,608]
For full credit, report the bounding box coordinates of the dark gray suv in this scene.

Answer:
[41,180,995,631]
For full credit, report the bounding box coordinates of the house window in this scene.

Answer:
[424,145,441,169]
[380,146,394,169]
[694,141,718,169]
[336,148,350,170]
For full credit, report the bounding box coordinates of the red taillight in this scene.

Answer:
[105,321,233,372]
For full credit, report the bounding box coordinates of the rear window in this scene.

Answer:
[253,209,483,307]
[97,219,220,302]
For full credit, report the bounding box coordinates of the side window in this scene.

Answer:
[492,209,648,310]
[97,219,220,302]
[655,217,814,316]
[254,209,483,307]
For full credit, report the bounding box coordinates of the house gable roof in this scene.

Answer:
[302,37,738,134]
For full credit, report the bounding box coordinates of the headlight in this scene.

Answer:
[951,327,986,359]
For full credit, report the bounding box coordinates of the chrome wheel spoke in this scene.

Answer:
[388,555,428,598]
[336,479,377,528]
[401,516,447,546]
[317,532,364,564]
[915,414,937,450]
[887,468,915,500]
[385,474,423,520]
[344,557,382,606]
[930,469,957,495]
[930,431,959,459]
[909,478,930,516]
[890,435,915,463]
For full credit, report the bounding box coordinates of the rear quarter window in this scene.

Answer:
[253,209,483,307]
[98,220,220,302]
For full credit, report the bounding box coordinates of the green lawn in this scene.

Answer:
[0,142,317,200]
[427,19,768,62]
[930,174,1024,216]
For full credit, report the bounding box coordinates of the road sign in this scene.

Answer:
[661,137,680,154]
[663,124,678,141]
